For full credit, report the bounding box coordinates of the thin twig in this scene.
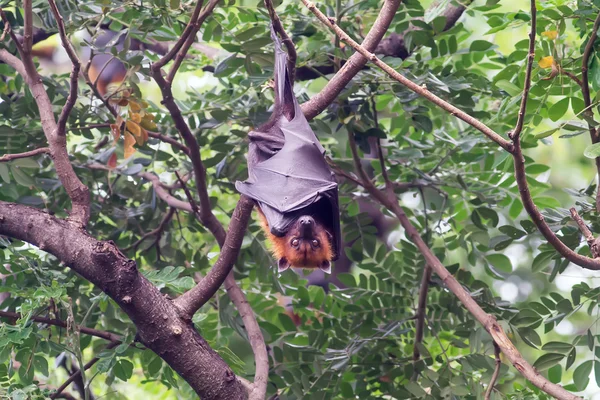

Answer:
[154,0,207,70]
[0,311,121,342]
[509,0,536,141]
[224,273,269,400]
[301,0,513,152]
[167,0,221,83]
[48,0,82,136]
[264,0,296,80]
[50,341,120,400]
[484,343,502,400]
[123,207,176,252]
[412,265,432,380]
[300,0,401,120]
[581,11,600,212]
[0,147,50,162]
[174,171,200,215]
[342,105,579,399]
[570,208,595,243]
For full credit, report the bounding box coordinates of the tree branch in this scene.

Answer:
[224,273,269,400]
[150,0,225,243]
[302,0,513,151]
[509,0,536,141]
[0,310,122,342]
[0,147,50,162]
[48,0,82,137]
[51,341,120,400]
[412,265,432,377]
[581,11,600,212]
[570,207,600,258]
[123,207,176,252]
[138,172,197,214]
[167,0,221,83]
[264,0,296,81]
[0,5,90,227]
[300,0,401,120]
[0,201,246,398]
[484,343,502,400]
[343,122,580,400]
[173,196,253,318]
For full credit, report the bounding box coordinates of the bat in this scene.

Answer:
[236,26,341,274]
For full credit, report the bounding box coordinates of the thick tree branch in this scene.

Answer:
[0,201,246,398]
[581,11,600,212]
[302,0,513,151]
[344,108,580,400]
[48,0,82,137]
[0,310,121,342]
[0,147,50,162]
[300,0,401,120]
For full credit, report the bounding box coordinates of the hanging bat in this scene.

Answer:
[236,27,341,274]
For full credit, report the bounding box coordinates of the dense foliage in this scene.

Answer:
[3,0,600,398]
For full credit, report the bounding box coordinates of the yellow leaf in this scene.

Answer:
[139,119,157,130]
[538,56,554,69]
[126,120,142,137]
[129,101,142,112]
[131,113,142,123]
[542,30,558,40]
[124,132,136,158]
[142,112,155,121]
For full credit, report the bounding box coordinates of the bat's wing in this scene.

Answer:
[236,26,341,260]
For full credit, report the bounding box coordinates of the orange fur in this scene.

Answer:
[256,207,332,269]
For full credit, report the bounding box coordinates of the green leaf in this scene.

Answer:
[548,97,569,122]
[566,348,576,370]
[485,254,512,273]
[533,353,565,370]
[573,360,593,391]
[584,142,600,158]
[549,364,562,384]
[405,382,427,397]
[532,251,555,272]
[113,359,134,381]
[542,341,573,353]
[470,40,494,52]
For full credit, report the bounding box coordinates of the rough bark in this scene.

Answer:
[0,201,247,400]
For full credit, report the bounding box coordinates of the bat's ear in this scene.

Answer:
[319,260,332,274]
[278,257,291,272]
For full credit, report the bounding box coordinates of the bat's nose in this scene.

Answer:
[299,216,314,226]
[298,216,315,237]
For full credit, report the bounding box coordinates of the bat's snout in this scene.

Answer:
[298,216,315,237]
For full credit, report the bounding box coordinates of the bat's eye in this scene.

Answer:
[311,240,319,247]
[291,238,299,247]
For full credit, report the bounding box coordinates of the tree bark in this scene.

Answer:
[0,201,247,399]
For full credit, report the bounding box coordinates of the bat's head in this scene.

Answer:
[257,208,333,274]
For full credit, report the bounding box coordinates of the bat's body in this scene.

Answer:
[236,27,341,273]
